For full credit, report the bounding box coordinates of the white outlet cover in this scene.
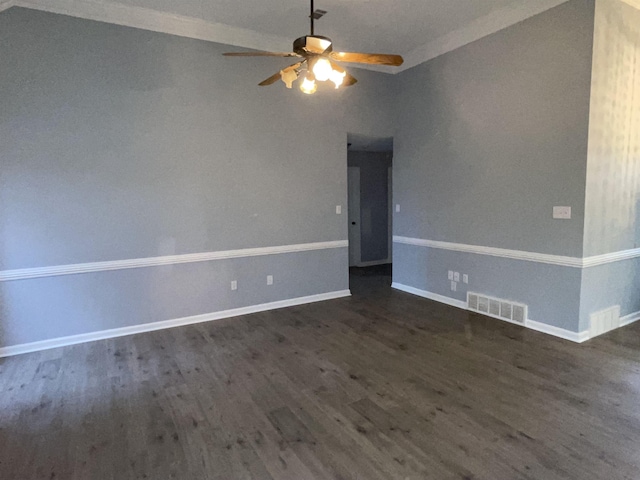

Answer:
[463,274,469,284]
[267,275,273,285]
[553,206,571,219]
[231,280,237,291]
[454,272,460,282]
[395,204,400,213]
[448,270,454,280]
[336,205,342,214]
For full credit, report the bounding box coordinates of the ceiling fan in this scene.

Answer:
[223,0,404,94]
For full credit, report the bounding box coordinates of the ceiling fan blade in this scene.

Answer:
[224,52,300,58]
[258,61,305,86]
[329,52,404,66]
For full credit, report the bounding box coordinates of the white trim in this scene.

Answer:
[398,0,570,72]
[391,282,467,310]
[392,282,589,343]
[524,320,590,344]
[0,289,351,357]
[582,248,640,268]
[0,0,14,12]
[394,236,582,267]
[0,240,348,282]
[394,236,640,269]
[621,310,640,328]
[13,0,291,53]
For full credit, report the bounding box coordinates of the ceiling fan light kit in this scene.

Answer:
[223,0,404,94]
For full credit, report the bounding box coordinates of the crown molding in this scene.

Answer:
[7,0,571,75]
[13,0,292,53]
[397,0,571,73]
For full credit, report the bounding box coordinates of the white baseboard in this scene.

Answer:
[524,320,589,344]
[621,310,640,327]
[391,282,467,310]
[392,282,590,343]
[0,290,351,358]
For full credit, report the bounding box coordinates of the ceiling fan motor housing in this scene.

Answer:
[293,35,333,55]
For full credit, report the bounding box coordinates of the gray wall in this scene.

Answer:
[578,0,640,329]
[347,151,392,263]
[392,0,596,331]
[583,0,640,257]
[0,8,395,347]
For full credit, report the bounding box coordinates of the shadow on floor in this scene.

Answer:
[349,264,392,296]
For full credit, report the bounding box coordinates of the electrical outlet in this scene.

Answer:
[451,281,457,292]
[396,204,400,213]
[267,275,273,286]
[448,270,454,281]
[553,206,571,219]
[336,205,342,214]
[454,272,460,282]
[230,280,237,291]
[463,274,469,284]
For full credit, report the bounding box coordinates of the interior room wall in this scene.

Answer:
[0,7,396,350]
[347,150,392,264]
[579,0,640,331]
[391,0,596,333]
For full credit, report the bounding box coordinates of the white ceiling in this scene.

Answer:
[3,0,570,72]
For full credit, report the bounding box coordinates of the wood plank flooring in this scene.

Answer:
[1,273,640,479]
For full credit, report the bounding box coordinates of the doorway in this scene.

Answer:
[347,134,393,294]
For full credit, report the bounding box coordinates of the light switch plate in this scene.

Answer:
[454,272,460,282]
[267,275,273,286]
[448,270,454,281]
[336,205,342,214]
[231,280,237,291]
[463,274,469,284]
[451,281,457,292]
[553,206,571,219]
[395,204,400,213]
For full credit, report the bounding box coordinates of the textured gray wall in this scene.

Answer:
[347,151,392,263]
[0,8,394,347]
[583,0,640,257]
[391,0,596,332]
[578,0,640,331]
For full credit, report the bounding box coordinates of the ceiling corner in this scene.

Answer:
[396,0,572,73]
[0,0,16,13]
[12,0,293,52]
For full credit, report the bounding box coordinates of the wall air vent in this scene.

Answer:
[589,306,621,339]
[467,292,528,325]
[468,293,479,310]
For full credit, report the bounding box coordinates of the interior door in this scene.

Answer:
[348,166,361,267]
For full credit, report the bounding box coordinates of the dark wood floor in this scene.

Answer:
[1,271,640,480]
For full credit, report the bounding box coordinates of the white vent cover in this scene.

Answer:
[467,292,528,325]
[468,293,479,310]
[489,299,501,317]
[589,306,621,338]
